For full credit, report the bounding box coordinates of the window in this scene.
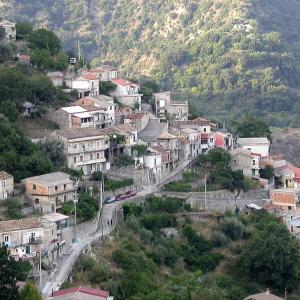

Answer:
[154,158,157,166]
[4,235,10,244]
[33,184,36,190]
[204,128,206,132]
[35,198,39,204]
[55,186,58,192]
[97,153,100,159]
[64,184,66,190]
[252,160,256,165]
[64,195,67,201]
[90,154,93,160]
[288,206,292,210]
[80,155,84,162]
[56,197,59,206]
[74,157,77,163]
[3,181,5,187]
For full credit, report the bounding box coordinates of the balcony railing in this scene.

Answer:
[28,237,42,244]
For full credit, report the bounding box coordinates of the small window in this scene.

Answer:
[35,198,39,204]
[33,184,36,190]
[74,157,77,163]
[97,153,100,159]
[55,186,58,192]
[252,160,256,165]
[80,155,84,162]
[64,184,66,191]
[204,128,207,132]
[3,181,5,187]
[4,235,10,243]
[288,206,292,211]
[90,154,93,160]
[64,195,67,201]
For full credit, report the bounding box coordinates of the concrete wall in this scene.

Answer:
[155,189,268,212]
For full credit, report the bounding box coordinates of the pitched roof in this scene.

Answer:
[138,120,168,142]
[244,291,283,300]
[111,78,140,87]
[54,128,106,140]
[0,171,13,180]
[158,132,177,140]
[230,148,251,157]
[0,218,42,233]
[83,73,99,80]
[24,172,73,186]
[237,137,270,146]
[50,286,110,299]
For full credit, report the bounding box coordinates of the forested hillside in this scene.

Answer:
[2,0,300,125]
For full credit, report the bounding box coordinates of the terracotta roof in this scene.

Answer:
[0,218,42,233]
[19,54,30,62]
[158,132,177,140]
[0,171,13,180]
[125,113,146,120]
[111,78,140,87]
[83,74,99,80]
[50,286,110,299]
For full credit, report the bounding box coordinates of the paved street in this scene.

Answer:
[42,160,191,298]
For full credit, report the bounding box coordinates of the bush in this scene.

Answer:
[123,203,142,220]
[164,181,191,192]
[6,198,23,219]
[141,214,177,230]
[89,263,110,284]
[211,230,229,247]
[139,228,153,243]
[219,218,246,240]
[146,196,185,213]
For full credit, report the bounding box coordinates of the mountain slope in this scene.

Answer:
[2,0,300,125]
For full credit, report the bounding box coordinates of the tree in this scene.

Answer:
[0,100,18,122]
[16,22,33,40]
[28,28,61,55]
[0,246,19,300]
[0,43,13,62]
[239,222,300,289]
[234,115,272,141]
[132,144,148,166]
[38,140,66,169]
[99,81,117,95]
[259,165,274,180]
[19,282,42,300]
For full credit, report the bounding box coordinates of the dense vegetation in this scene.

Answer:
[164,148,254,193]
[67,196,300,299]
[3,0,300,125]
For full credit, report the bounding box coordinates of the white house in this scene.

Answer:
[237,137,270,157]
[0,171,14,200]
[109,78,142,109]
[72,74,99,98]
[0,19,16,40]
[85,65,118,81]
[47,72,64,87]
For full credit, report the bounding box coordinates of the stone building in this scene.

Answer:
[0,171,14,200]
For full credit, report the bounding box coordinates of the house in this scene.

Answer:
[154,92,188,120]
[174,117,217,133]
[0,19,16,40]
[72,75,99,98]
[143,147,163,176]
[0,218,43,260]
[124,112,151,132]
[21,102,35,116]
[47,72,64,87]
[237,137,270,157]
[179,128,201,160]
[230,148,260,177]
[244,289,283,300]
[84,65,118,81]
[75,95,116,126]
[161,227,179,239]
[269,189,300,211]
[24,172,77,213]
[109,78,142,109]
[41,213,70,261]
[214,131,233,150]
[271,162,300,189]
[51,128,110,175]
[0,171,14,200]
[49,286,113,300]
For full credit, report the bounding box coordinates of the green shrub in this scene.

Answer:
[6,198,23,219]
[210,230,229,247]
[163,181,191,192]
[139,228,153,243]
[123,203,142,220]
[141,214,177,230]
[89,263,110,284]
[219,218,246,240]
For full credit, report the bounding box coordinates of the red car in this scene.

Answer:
[115,190,137,201]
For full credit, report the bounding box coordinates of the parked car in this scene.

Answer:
[115,190,137,201]
[104,196,116,204]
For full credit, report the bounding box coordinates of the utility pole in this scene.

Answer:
[77,40,81,60]
[39,243,42,290]
[204,174,207,210]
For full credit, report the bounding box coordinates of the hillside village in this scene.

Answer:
[1,19,300,300]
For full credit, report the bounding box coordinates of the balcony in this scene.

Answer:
[28,236,42,244]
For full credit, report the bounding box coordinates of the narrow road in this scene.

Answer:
[42,160,191,298]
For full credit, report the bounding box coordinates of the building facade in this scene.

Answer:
[24,172,77,213]
[0,171,14,200]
